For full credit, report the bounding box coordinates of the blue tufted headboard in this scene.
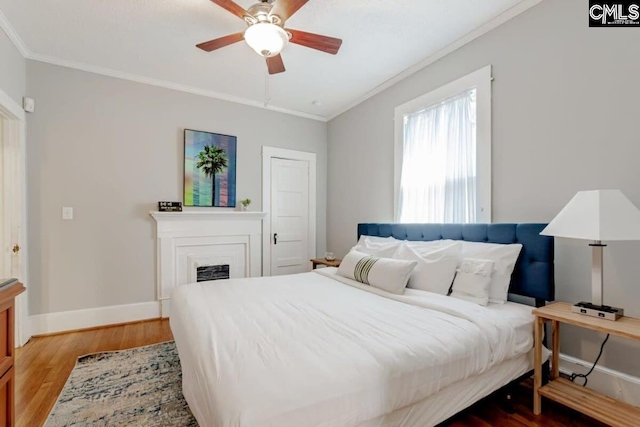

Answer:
[357,223,554,304]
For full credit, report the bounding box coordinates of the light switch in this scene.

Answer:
[62,207,73,220]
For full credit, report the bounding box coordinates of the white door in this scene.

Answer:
[0,112,26,345]
[1,116,22,277]
[270,158,310,275]
[0,116,4,275]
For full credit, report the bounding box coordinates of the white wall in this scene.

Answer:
[328,0,640,376]
[0,28,25,104]
[27,61,327,316]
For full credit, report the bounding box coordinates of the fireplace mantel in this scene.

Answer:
[150,210,266,317]
[150,211,267,221]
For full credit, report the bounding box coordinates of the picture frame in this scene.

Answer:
[184,129,237,207]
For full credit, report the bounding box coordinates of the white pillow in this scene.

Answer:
[353,235,401,257]
[403,239,455,251]
[459,241,523,304]
[393,242,461,295]
[337,250,417,295]
[450,259,495,306]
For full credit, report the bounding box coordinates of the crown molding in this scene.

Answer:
[326,0,544,121]
[0,10,326,122]
[0,9,29,57]
[25,52,327,122]
[2,0,544,122]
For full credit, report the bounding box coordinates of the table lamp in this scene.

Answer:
[541,190,640,321]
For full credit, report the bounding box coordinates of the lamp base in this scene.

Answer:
[572,302,624,321]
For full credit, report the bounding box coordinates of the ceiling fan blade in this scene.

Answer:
[209,0,251,20]
[287,29,343,55]
[270,0,309,21]
[196,32,244,52]
[267,54,286,75]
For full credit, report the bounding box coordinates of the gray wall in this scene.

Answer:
[27,61,327,315]
[328,0,640,376]
[0,28,25,105]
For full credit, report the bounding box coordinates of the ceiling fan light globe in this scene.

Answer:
[244,23,288,58]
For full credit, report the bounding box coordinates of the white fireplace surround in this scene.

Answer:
[150,211,267,317]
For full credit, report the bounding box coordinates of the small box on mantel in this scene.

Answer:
[158,201,183,212]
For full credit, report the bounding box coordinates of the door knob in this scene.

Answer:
[274,233,278,245]
[12,245,20,253]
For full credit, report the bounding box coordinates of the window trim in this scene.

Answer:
[393,65,492,223]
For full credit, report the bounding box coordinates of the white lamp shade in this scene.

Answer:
[244,23,289,58]
[541,190,640,241]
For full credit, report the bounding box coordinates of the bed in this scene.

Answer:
[170,223,554,427]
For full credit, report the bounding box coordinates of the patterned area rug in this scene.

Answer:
[46,341,198,427]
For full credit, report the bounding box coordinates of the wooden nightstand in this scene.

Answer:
[310,258,341,269]
[532,302,640,426]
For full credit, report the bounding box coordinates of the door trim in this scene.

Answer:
[0,88,29,347]
[262,147,316,277]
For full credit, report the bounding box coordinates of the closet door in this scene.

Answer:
[270,157,310,276]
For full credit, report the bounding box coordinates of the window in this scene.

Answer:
[394,66,492,224]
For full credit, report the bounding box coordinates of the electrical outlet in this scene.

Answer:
[62,207,73,220]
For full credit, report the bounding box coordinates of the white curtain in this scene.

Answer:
[398,89,477,223]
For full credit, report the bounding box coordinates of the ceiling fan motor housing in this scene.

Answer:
[246,1,282,26]
[197,0,343,75]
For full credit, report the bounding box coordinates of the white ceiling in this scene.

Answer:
[0,0,528,120]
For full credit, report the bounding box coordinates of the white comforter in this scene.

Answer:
[170,269,524,427]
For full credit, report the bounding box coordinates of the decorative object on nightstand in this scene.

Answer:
[532,302,640,424]
[324,252,336,261]
[541,190,640,321]
[311,258,341,269]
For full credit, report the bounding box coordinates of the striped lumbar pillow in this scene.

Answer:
[354,255,378,284]
[337,250,417,294]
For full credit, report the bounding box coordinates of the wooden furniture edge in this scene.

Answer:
[538,378,640,426]
[533,316,544,414]
[311,258,342,269]
[0,282,22,427]
[532,301,640,423]
[0,283,25,302]
[533,302,640,341]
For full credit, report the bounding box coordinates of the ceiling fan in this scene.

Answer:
[196,0,343,75]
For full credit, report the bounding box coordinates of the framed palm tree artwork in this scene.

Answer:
[184,129,237,207]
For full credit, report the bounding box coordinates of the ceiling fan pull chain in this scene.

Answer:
[264,64,271,107]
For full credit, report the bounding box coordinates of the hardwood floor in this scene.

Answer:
[15,320,604,427]
[15,319,173,427]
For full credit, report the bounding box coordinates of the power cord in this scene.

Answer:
[569,333,610,387]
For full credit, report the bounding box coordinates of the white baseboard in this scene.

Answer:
[559,353,640,406]
[29,301,161,336]
[161,299,170,318]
